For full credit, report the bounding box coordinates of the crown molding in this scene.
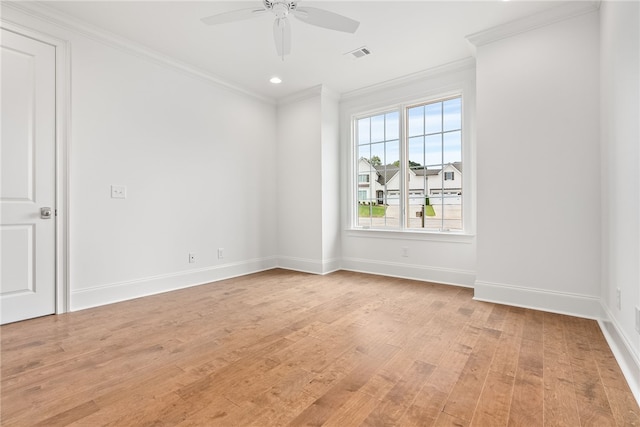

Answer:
[466,1,600,50]
[2,1,275,105]
[340,56,476,102]
[321,86,341,104]
[275,84,340,108]
[277,84,324,107]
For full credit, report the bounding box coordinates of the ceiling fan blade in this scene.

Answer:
[293,6,360,33]
[201,7,267,26]
[273,18,291,59]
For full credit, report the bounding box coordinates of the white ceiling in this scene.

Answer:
[41,1,563,101]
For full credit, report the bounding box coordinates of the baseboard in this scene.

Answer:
[340,257,475,287]
[277,256,340,275]
[598,307,640,406]
[70,256,278,311]
[473,280,605,320]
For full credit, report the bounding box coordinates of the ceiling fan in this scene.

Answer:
[201,1,360,59]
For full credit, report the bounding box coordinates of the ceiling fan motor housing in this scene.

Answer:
[264,1,298,18]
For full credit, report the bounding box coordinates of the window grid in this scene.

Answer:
[406,96,462,231]
[356,111,400,229]
[354,95,462,232]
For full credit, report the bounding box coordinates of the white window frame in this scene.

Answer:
[347,89,474,236]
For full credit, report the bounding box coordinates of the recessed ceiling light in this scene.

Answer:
[270,77,282,84]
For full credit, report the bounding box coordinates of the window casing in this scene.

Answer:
[353,95,464,232]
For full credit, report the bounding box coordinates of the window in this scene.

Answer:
[358,174,370,184]
[354,95,463,232]
[356,111,400,228]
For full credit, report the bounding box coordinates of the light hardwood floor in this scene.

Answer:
[1,269,638,426]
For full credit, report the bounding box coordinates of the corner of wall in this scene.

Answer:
[598,304,640,406]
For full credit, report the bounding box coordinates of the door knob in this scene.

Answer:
[40,207,52,219]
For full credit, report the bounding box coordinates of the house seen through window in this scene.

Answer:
[355,95,463,231]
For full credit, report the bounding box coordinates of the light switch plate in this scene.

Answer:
[111,185,127,199]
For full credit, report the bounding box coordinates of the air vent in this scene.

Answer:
[346,46,371,59]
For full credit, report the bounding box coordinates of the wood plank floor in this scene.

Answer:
[1,269,638,426]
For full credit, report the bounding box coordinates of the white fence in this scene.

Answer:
[381,194,461,206]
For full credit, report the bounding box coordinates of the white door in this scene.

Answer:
[1,29,56,324]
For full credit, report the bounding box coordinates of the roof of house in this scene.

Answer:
[372,161,462,185]
[373,166,399,184]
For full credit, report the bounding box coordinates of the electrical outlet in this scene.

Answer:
[635,306,640,334]
[616,288,621,310]
[218,248,224,259]
[401,247,409,257]
[110,185,126,199]
[189,253,196,263]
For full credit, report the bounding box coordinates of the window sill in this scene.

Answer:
[345,228,475,244]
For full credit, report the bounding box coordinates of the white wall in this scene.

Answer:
[340,61,477,287]
[473,11,602,318]
[320,89,342,270]
[277,86,342,274]
[599,0,640,402]
[2,4,278,310]
[276,90,323,272]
